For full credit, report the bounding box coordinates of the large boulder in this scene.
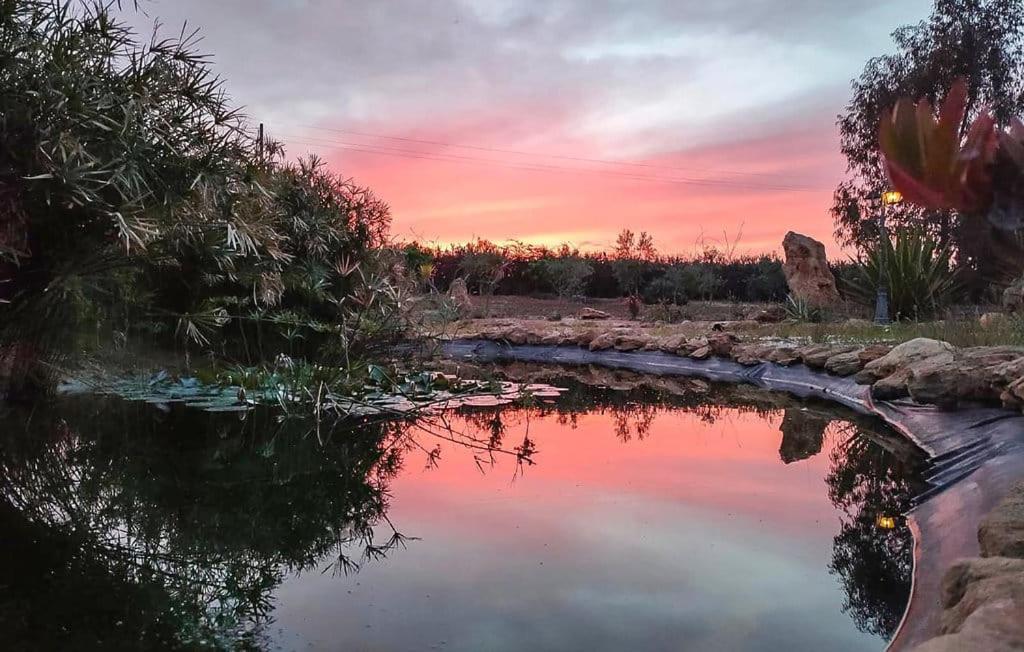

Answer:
[781,232,841,307]
[448,277,473,312]
[907,347,1024,409]
[856,337,956,384]
[980,482,1024,559]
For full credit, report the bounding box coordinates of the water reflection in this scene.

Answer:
[0,379,925,651]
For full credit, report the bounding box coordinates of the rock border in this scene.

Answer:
[441,338,1024,652]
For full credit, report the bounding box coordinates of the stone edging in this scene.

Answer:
[440,339,1024,652]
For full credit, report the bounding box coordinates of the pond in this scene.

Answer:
[0,371,925,651]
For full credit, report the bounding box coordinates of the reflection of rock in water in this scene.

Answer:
[778,408,828,463]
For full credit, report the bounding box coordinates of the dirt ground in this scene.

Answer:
[462,294,779,322]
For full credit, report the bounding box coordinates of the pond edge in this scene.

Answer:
[440,339,1024,652]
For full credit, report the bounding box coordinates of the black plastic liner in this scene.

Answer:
[442,339,1024,651]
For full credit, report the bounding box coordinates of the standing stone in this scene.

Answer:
[448,277,473,312]
[781,232,841,307]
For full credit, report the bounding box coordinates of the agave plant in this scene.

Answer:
[843,231,961,321]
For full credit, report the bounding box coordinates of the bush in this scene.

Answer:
[643,263,723,304]
[0,2,403,394]
[842,231,962,321]
[532,256,593,299]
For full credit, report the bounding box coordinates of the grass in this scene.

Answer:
[769,317,1024,348]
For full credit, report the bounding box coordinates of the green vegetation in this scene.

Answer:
[0,1,406,399]
[413,233,787,304]
[833,0,1024,291]
[842,231,962,321]
[530,248,594,299]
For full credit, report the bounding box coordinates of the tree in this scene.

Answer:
[612,229,656,296]
[0,1,401,396]
[833,0,1024,284]
[533,252,593,299]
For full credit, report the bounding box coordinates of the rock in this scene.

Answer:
[981,312,1010,329]
[908,557,1024,652]
[690,345,712,360]
[732,343,773,366]
[1003,377,1024,409]
[799,344,857,369]
[778,409,827,463]
[781,231,841,307]
[858,343,893,365]
[680,337,709,355]
[1003,277,1024,312]
[578,307,612,320]
[707,332,739,357]
[942,557,1024,609]
[767,346,801,366]
[448,278,473,312]
[754,305,787,323]
[857,338,956,384]
[824,349,866,376]
[871,369,912,400]
[613,333,648,352]
[907,347,1024,409]
[588,333,616,351]
[657,334,690,353]
[504,327,530,345]
[992,357,1024,387]
[980,483,1024,559]
[938,556,1024,640]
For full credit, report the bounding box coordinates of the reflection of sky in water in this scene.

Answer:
[271,408,888,652]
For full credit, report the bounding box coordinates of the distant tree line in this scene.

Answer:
[403,231,794,303]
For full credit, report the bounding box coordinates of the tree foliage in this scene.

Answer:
[833,0,1024,284]
[0,1,400,395]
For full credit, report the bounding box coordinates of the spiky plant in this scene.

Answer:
[0,2,402,397]
[878,78,1024,232]
[843,231,961,321]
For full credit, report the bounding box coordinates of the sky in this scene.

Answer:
[123,0,933,256]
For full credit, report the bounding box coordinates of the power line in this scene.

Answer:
[282,123,811,184]
[281,133,828,193]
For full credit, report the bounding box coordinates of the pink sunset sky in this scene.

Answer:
[124,0,931,256]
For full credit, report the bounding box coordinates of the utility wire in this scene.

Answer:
[281,133,827,193]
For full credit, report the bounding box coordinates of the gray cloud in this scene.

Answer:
[123,0,930,157]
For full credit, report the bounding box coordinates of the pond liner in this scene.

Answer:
[441,339,1024,652]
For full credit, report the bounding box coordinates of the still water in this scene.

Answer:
[0,378,923,651]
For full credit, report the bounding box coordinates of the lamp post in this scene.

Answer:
[875,190,903,324]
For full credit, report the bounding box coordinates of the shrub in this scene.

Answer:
[0,2,403,395]
[532,256,593,299]
[842,231,962,321]
[784,294,825,323]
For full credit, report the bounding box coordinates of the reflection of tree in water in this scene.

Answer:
[0,400,408,649]
[824,421,926,639]
[0,377,928,649]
